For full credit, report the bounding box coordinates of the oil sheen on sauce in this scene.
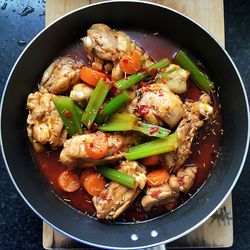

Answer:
[33,31,223,222]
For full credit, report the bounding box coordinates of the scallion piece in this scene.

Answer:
[115,72,145,91]
[99,114,171,138]
[53,97,82,136]
[147,58,170,71]
[98,166,136,188]
[125,133,179,160]
[95,91,131,123]
[99,114,137,131]
[134,123,171,138]
[75,104,83,121]
[115,58,170,90]
[81,79,110,128]
[175,50,214,92]
[155,68,176,79]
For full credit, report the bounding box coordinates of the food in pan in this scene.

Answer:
[26,24,222,221]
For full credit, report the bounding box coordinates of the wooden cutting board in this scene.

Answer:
[46,0,224,44]
[43,0,232,249]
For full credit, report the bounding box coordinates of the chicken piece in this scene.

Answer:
[26,91,67,151]
[82,24,153,80]
[156,64,189,94]
[164,94,213,171]
[141,183,179,212]
[83,24,139,62]
[164,151,176,169]
[141,166,197,211]
[40,57,82,94]
[69,83,93,106]
[60,132,139,169]
[128,83,184,127]
[92,161,146,219]
[168,167,197,193]
[116,31,134,55]
[83,24,121,62]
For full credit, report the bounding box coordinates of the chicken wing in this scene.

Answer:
[40,57,82,94]
[69,83,93,106]
[26,91,67,151]
[128,83,184,127]
[92,161,146,219]
[60,132,139,169]
[141,166,197,211]
[83,23,121,62]
[82,24,152,80]
[156,64,189,94]
[164,93,214,171]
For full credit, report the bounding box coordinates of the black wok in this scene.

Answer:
[1,1,249,249]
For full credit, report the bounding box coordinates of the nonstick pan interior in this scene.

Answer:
[1,1,249,249]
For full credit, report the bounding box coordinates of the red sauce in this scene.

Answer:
[32,31,223,222]
[34,151,96,216]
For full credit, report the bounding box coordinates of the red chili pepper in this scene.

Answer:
[105,74,112,81]
[139,66,147,72]
[178,178,184,186]
[115,165,122,170]
[149,127,159,135]
[138,105,149,115]
[150,69,158,78]
[158,91,164,97]
[90,123,98,132]
[63,110,72,118]
[151,189,162,198]
[83,129,91,134]
[110,86,121,96]
[99,190,108,200]
[138,81,150,88]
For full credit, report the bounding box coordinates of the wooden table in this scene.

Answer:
[43,1,233,249]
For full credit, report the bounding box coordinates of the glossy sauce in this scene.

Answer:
[33,31,223,222]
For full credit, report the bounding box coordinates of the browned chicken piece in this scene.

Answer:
[141,166,197,211]
[141,183,179,212]
[164,93,214,172]
[69,83,93,106]
[26,91,67,151]
[168,167,197,192]
[156,64,190,94]
[83,24,120,62]
[40,57,82,94]
[60,132,139,169]
[92,161,146,219]
[82,23,153,81]
[128,83,184,127]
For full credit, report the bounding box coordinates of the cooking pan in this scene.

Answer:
[1,1,249,249]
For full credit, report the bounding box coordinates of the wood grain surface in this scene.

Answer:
[43,196,233,249]
[46,0,225,45]
[44,0,232,249]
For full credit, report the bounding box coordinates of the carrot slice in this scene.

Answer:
[80,170,106,196]
[142,155,161,167]
[146,168,170,187]
[58,171,80,192]
[84,133,109,159]
[80,66,107,87]
[119,51,142,74]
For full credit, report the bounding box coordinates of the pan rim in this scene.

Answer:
[0,1,249,249]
